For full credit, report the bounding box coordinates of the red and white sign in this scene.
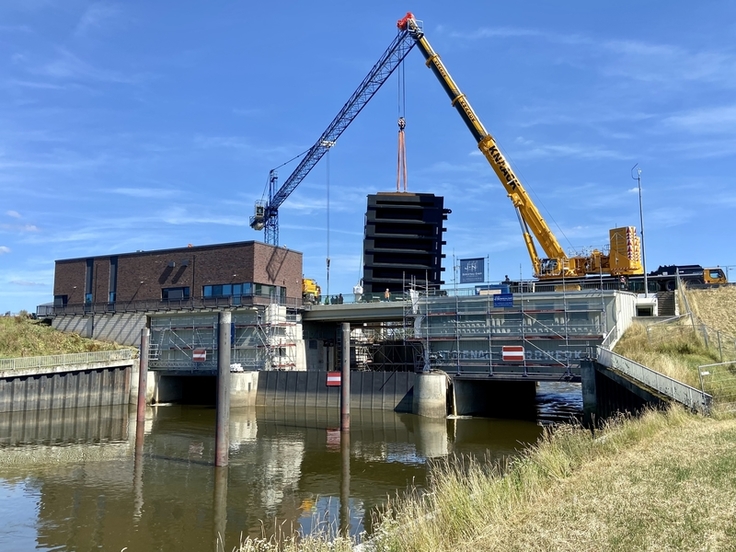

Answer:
[502,345,525,362]
[326,371,342,387]
[193,348,207,362]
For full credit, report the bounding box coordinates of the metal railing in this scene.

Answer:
[0,349,135,372]
[37,294,305,317]
[596,347,711,413]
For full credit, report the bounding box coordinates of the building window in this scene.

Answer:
[203,282,254,299]
[85,258,94,304]
[162,287,190,300]
[54,295,68,308]
[108,256,118,303]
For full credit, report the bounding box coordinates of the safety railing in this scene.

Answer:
[0,349,135,372]
[596,347,711,413]
[37,294,304,317]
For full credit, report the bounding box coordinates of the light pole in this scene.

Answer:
[631,164,647,297]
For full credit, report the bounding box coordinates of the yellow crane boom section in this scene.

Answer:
[399,14,643,279]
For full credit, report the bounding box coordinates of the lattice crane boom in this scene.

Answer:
[250,25,420,245]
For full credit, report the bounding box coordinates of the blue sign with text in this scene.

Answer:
[493,293,514,308]
[459,258,484,283]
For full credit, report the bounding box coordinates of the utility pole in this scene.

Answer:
[631,164,647,297]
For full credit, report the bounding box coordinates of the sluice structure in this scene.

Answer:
[406,289,635,378]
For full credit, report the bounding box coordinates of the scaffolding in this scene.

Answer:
[149,305,304,372]
[405,286,616,376]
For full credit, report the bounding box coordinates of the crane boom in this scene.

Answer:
[250,27,419,245]
[399,13,569,278]
[398,13,642,279]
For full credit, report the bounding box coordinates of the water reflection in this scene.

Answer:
[0,393,572,551]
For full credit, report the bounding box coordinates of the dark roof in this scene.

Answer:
[55,240,301,263]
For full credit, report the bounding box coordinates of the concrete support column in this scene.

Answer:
[136,328,149,425]
[216,311,232,467]
[580,359,598,428]
[412,372,447,418]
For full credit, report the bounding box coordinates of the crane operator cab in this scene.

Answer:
[539,258,559,278]
[250,202,266,231]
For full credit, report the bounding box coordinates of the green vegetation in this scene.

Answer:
[0,312,129,358]
[371,408,736,552]
[236,409,736,552]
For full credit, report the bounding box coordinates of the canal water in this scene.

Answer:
[0,383,581,551]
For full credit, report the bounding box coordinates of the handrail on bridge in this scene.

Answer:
[595,346,711,414]
[0,349,135,372]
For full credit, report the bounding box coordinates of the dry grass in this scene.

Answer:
[613,321,718,389]
[0,313,128,358]
[370,408,736,552]
[687,286,736,339]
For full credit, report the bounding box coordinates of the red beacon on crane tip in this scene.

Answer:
[397,12,414,29]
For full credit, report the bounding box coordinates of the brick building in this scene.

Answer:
[51,241,304,313]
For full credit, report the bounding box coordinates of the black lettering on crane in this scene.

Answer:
[488,145,517,190]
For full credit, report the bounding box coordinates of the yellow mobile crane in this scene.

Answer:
[398,13,643,279]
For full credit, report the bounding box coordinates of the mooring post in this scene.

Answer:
[216,311,232,467]
[339,428,351,537]
[341,322,350,431]
[136,328,150,427]
[213,466,229,550]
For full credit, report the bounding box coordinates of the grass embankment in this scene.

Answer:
[0,313,129,357]
[237,409,736,552]
[613,286,736,391]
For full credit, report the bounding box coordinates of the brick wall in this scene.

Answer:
[53,241,304,305]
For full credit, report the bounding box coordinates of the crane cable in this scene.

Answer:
[396,61,408,192]
[323,141,335,302]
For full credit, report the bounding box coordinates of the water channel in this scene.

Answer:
[0,383,581,551]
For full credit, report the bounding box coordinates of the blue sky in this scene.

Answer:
[1,1,735,313]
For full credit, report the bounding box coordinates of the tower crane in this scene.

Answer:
[249,27,420,245]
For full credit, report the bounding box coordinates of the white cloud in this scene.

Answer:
[1,224,39,233]
[663,105,736,135]
[0,246,10,254]
[6,210,21,218]
[110,187,177,199]
[75,2,122,37]
[33,48,136,84]
[9,280,46,287]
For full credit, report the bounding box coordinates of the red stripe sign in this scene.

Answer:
[502,345,525,362]
[326,371,342,387]
[193,348,207,362]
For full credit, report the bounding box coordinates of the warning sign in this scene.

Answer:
[326,371,341,387]
[502,345,524,362]
[193,348,207,362]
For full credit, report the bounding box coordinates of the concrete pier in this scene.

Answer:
[412,372,447,418]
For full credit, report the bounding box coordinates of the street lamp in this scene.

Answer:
[631,164,647,297]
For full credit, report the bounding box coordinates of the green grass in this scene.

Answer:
[368,408,736,552]
[0,312,130,358]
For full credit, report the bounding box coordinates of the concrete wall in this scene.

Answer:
[255,370,415,412]
[580,359,667,426]
[52,313,147,346]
